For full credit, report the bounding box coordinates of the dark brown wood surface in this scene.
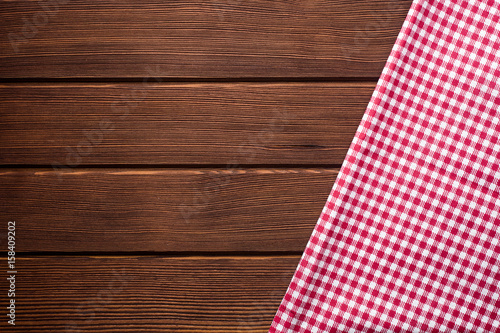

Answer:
[0,0,410,78]
[0,256,299,332]
[0,168,336,252]
[0,0,408,331]
[0,83,370,165]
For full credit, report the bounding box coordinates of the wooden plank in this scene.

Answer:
[0,168,337,252]
[0,0,411,78]
[0,256,299,332]
[0,82,370,165]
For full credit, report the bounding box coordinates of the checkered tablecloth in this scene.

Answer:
[269,0,500,332]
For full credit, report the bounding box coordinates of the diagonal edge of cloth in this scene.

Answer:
[269,0,500,332]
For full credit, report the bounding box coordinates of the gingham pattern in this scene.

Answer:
[269,0,500,332]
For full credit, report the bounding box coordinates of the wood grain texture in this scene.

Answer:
[0,256,299,332]
[0,0,411,78]
[0,82,371,165]
[0,168,337,252]
[0,1,405,331]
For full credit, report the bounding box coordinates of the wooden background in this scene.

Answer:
[0,0,411,331]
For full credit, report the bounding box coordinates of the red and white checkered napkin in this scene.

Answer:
[269,0,500,332]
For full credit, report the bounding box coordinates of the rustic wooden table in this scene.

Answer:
[0,0,411,331]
